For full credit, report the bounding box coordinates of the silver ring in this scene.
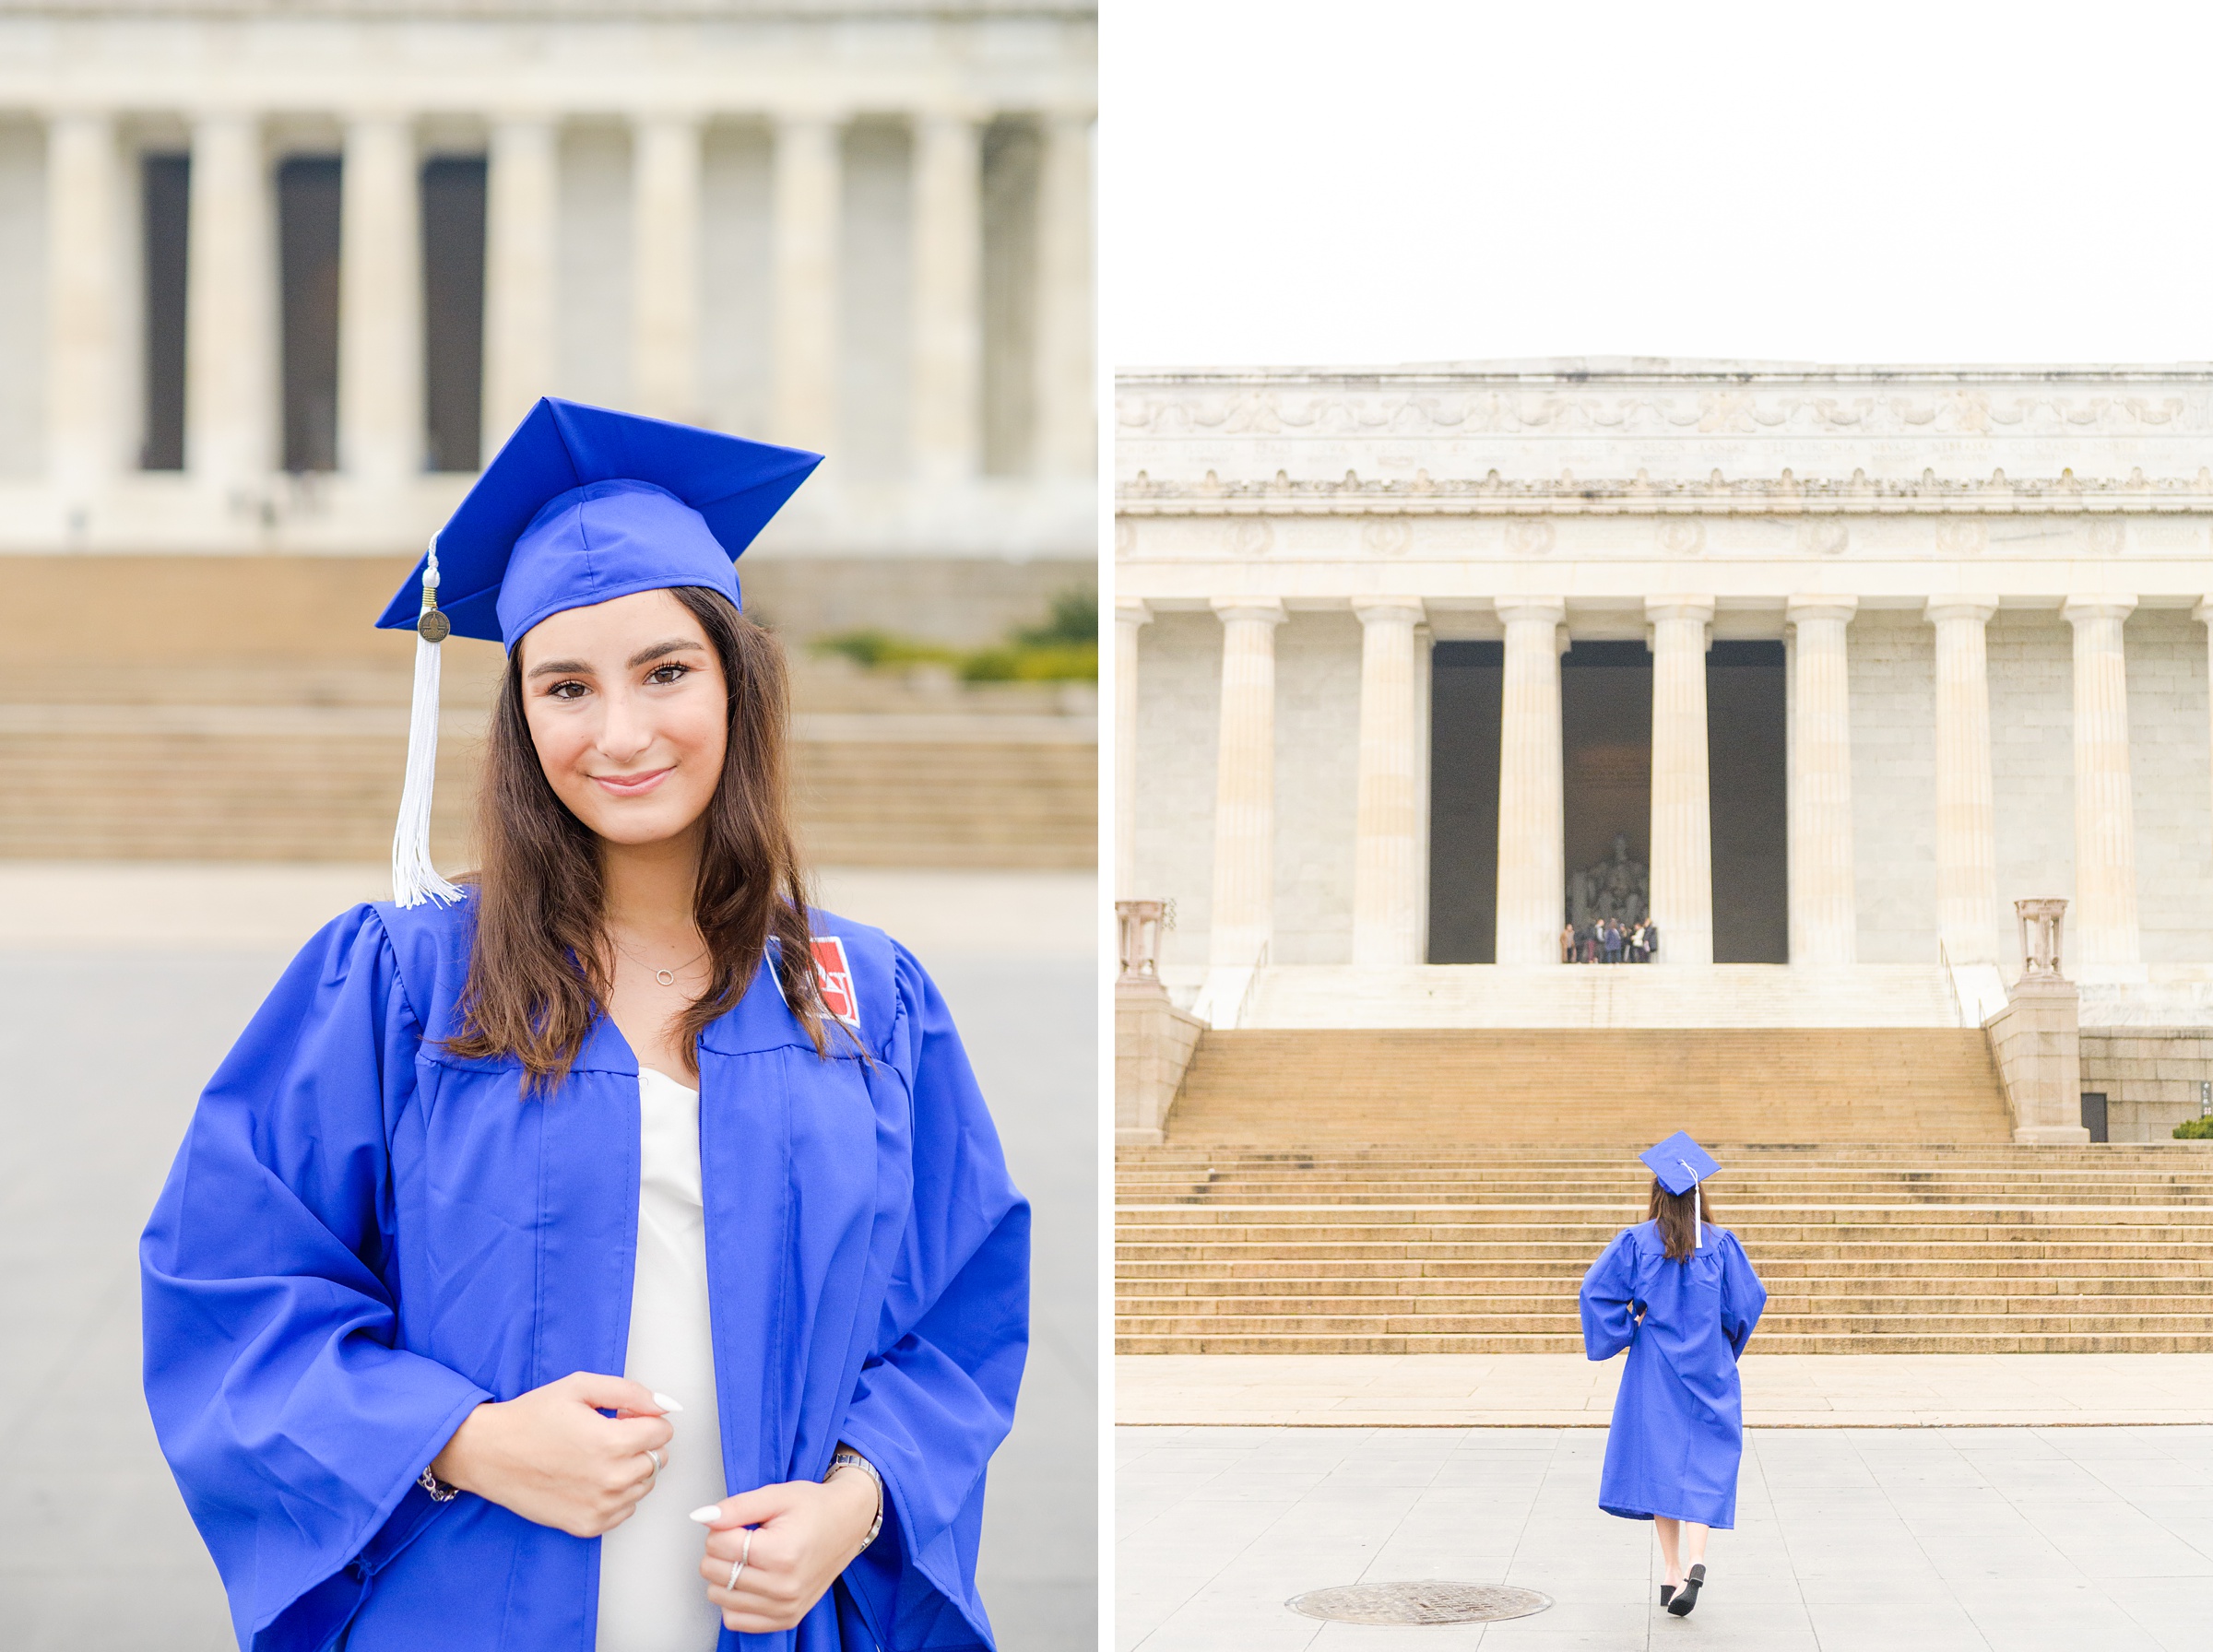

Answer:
[724,1528,754,1593]
[644,1448,664,1486]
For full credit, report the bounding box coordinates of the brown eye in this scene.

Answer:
[547,679,587,700]
[647,664,691,686]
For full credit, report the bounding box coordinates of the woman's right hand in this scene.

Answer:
[430,1372,678,1539]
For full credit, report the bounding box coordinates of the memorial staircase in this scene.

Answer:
[1115,1027,2213,1354]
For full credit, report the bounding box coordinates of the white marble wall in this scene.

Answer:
[1135,610,1222,969]
[0,121,42,476]
[1849,611,1937,962]
[1990,611,2078,948]
[1273,610,1362,965]
[2126,608,2213,963]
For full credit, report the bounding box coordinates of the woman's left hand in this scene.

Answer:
[691,1469,881,1633]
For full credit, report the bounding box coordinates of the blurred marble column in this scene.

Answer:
[1034,110,1094,478]
[45,110,123,506]
[1927,597,2004,966]
[2064,596,2141,967]
[1786,597,1857,964]
[482,115,558,452]
[632,113,704,424]
[2198,598,2213,866]
[771,114,840,454]
[910,112,982,483]
[338,114,423,489]
[1494,596,1566,966]
[1115,597,1151,900]
[1353,598,1426,967]
[186,111,277,497]
[1647,596,1716,965]
[1209,598,1285,968]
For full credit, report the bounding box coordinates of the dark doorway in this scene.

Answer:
[421,157,487,473]
[1562,641,1652,932]
[1709,641,1789,962]
[2080,1092,2109,1143]
[277,157,342,474]
[140,154,190,471]
[1427,641,1502,962]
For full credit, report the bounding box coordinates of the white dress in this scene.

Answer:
[595,1067,726,1652]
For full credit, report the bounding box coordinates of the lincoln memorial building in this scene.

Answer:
[1115,363,2213,1145]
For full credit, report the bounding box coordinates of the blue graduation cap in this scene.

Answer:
[1639,1131,1719,1249]
[376,397,822,907]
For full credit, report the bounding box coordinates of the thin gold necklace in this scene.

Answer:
[609,932,709,988]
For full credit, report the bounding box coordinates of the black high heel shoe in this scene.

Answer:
[1666,1564,1704,1616]
[1659,1583,1675,1608]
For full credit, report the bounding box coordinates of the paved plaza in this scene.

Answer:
[1118,1423,2213,1652]
[0,867,1095,1651]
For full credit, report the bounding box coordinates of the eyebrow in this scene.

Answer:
[525,637,708,679]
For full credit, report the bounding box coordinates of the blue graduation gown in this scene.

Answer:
[1578,1221,1765,1528]
[140,898,1028,1652]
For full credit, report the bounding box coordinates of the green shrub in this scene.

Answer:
[2172,1115,2213,1139]
[811,590,1100,683]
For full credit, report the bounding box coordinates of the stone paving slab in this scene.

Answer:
[1118,1423,2213,1651]
[1119,1352,2213,1427]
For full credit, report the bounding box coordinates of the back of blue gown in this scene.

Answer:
[1578,1221,1766,1528]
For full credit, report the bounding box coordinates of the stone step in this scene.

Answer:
[1116,1257,2213,1281]
[1116,1309,2213,1338]
[1114,1331,2213,1355]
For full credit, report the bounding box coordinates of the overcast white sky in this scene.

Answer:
[1101,1,2213,369]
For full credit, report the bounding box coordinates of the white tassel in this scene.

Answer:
[392,544,463,909]
[1682,1159,1703,1250]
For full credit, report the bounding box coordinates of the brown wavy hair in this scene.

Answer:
[444,585,831,1090]
[1648,1177,1719,1264]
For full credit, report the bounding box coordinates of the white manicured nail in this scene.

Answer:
[654,1392,685,1413]
[688,1505,723,1523]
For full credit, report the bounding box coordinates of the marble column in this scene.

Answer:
[1647,597,1716,965]
[1926,598,2004,965]
[1115,597,1151,900]
[337,115,423,489]
[1786,598,1857,964]
[2197,598,2213,865]
[1209,598,1286,969]
[482,116,558,452]
[1353,598,1427,967]
[1495,597,1566,965]
[910,112,981,482]
[185,112,277,495]
[632,114,703,424]
[1034,111,1094,478]
[44,111,122,502]
[2064,596,2141,967]
[771,115,840,454]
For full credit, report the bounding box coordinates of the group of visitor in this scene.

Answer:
[1561,917,1659,963]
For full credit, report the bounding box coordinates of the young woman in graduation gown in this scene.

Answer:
[139,400,1029,1652]
[1578,1133,1765,1618]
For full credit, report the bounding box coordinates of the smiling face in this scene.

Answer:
[515,587,728,848]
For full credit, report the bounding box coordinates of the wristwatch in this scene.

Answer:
[825,1447,884,1553]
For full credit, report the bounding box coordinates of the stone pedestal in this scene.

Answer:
[1985,978,2089,1144]
[1116,993,1204,1146]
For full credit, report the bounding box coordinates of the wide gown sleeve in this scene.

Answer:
[837,944,1031,1652]
[139,906,493,1652]
[1718,1230,1768,1358]
[1578,1230,1641,1362]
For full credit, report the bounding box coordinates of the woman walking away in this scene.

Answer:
[1579,1132,1766,1618]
